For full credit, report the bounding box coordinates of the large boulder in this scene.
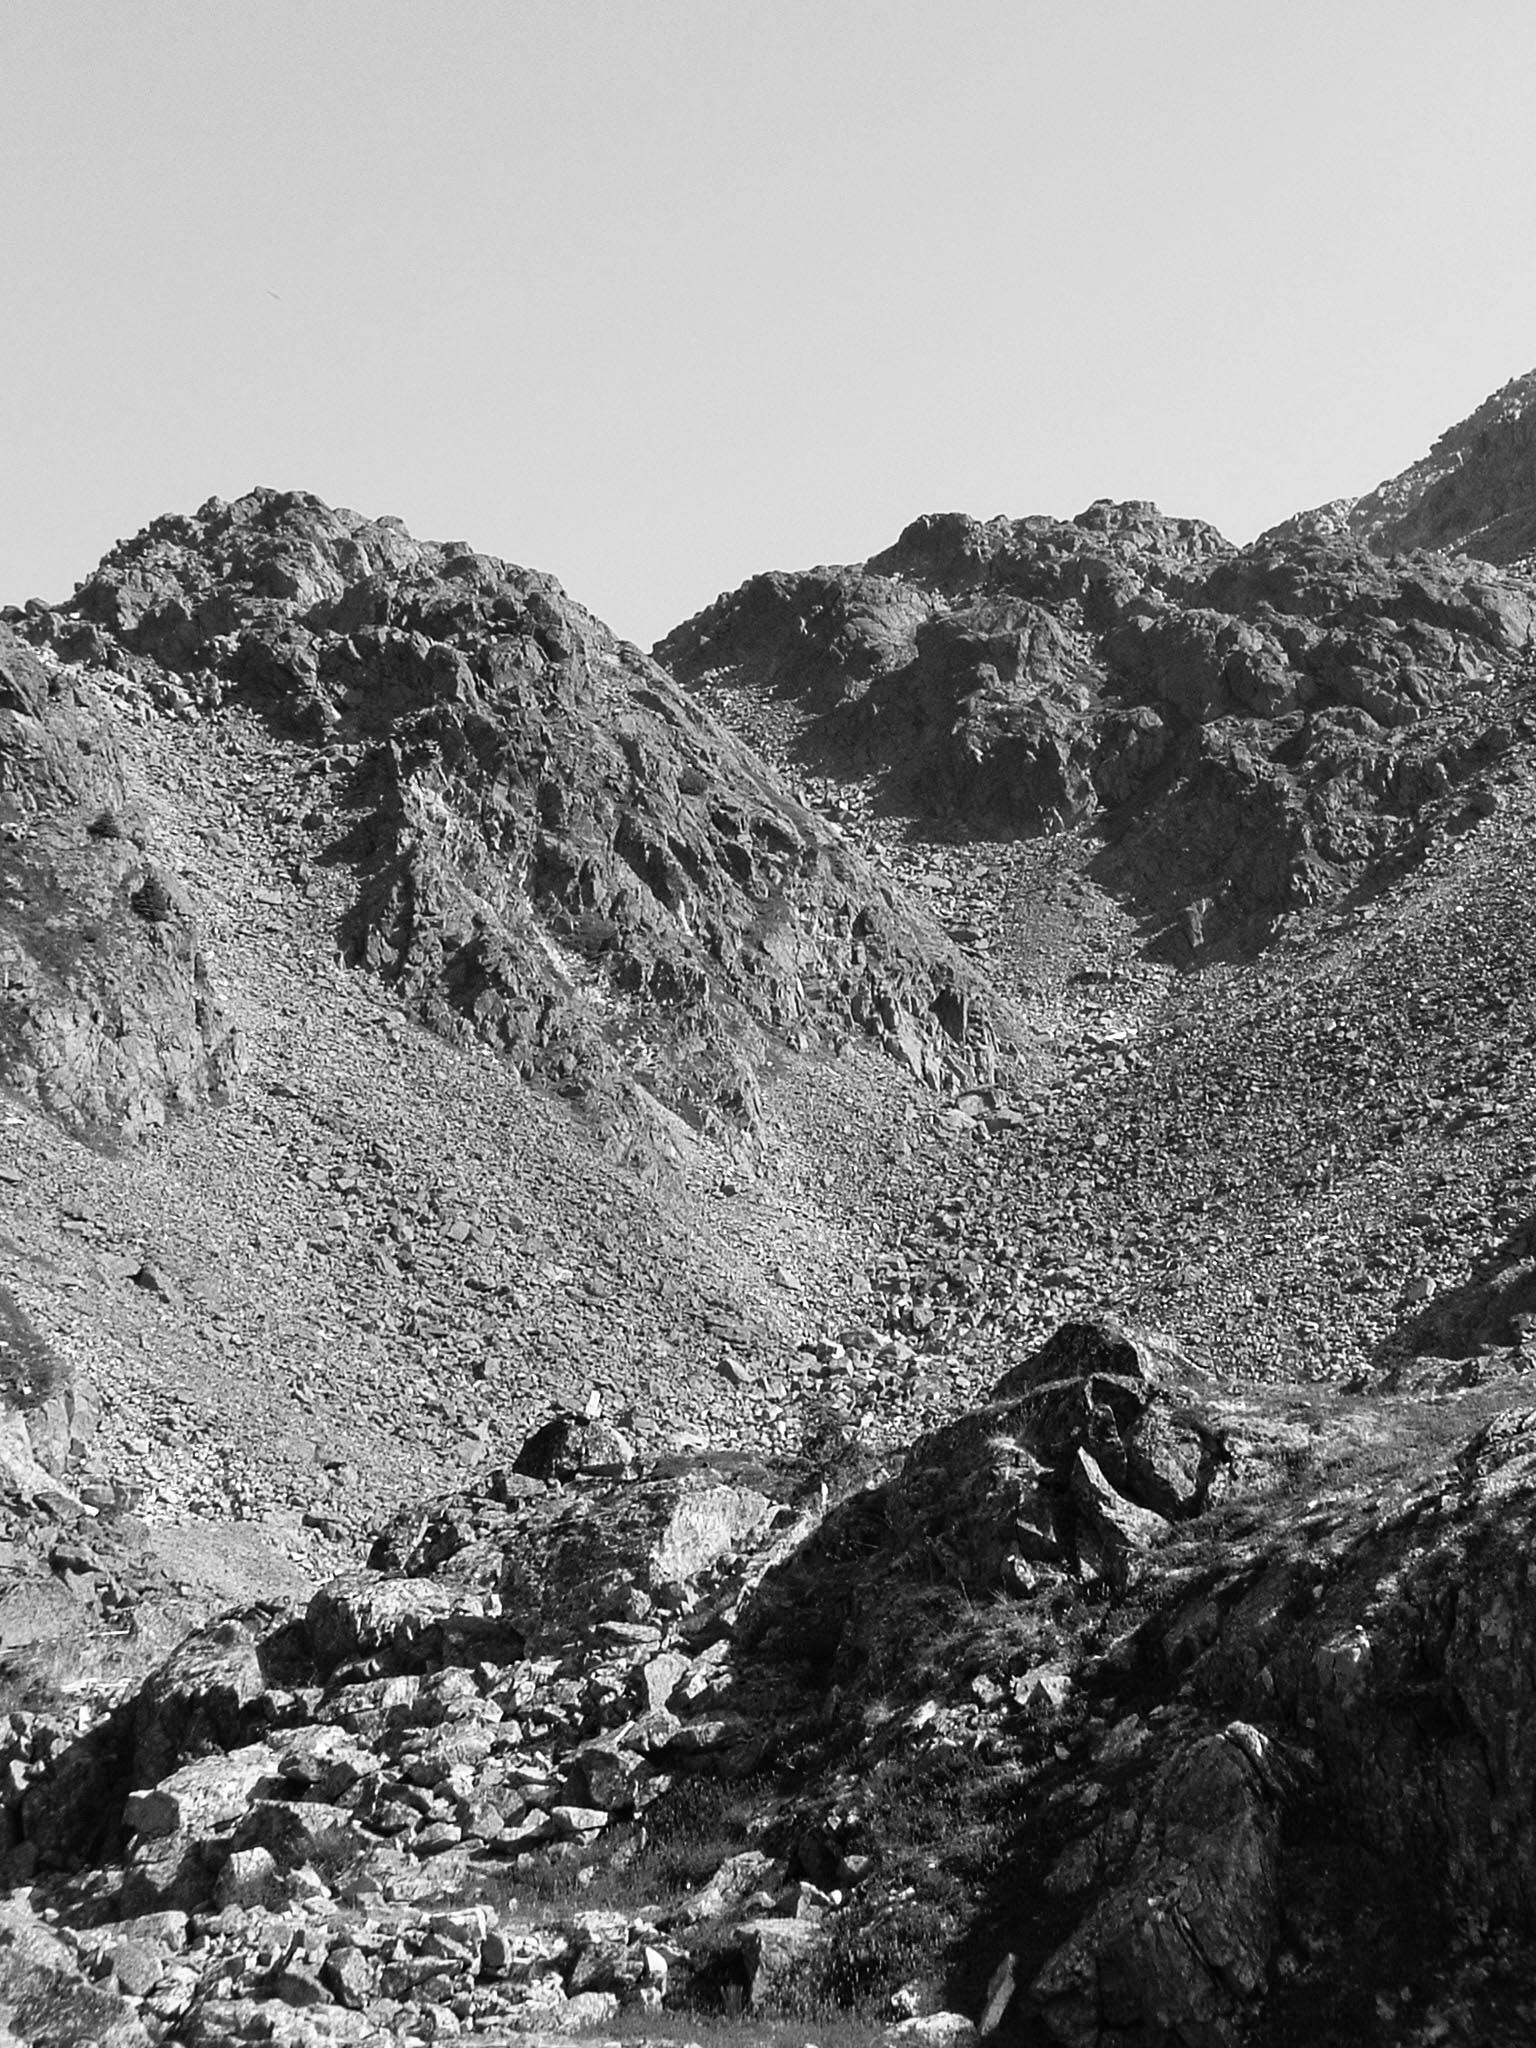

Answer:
[130,1606,298,1789]
[305,1575,521,1676]
[359,1470,777,1648]
[889,1322,1223,1592]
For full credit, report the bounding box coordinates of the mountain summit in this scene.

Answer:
[1273,366,1536,568]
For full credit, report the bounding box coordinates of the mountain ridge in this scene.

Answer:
[5,372,1536,2044]
[1269,365,1536,568]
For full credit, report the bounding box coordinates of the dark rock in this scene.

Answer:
[129,1606,298,1789]
[512,1412,635,1482]
[660,505,1536,952]
[1031,1723,1287,2047]
[1276,366,1536,567]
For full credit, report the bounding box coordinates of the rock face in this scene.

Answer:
[659,501,1536,955]
[741,1321,1227,1670]
[0,626,239,1135]
[1031,1723,1288,2048]
[8,489,1006,1136]
[1276,367,1536,568]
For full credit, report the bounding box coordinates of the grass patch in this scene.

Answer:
[606,2015,888,2048]
[482,1776,780,1917]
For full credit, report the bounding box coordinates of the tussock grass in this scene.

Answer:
[484,1777,777,1917]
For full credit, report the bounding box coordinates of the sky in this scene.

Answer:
[3,3,1536,650]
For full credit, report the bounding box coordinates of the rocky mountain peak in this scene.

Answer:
[12,383,1536,2047]
[8,488,1007,1143]
[1271,366,1536,568]
[661,496,1536,960]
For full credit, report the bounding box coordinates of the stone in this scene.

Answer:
[570,1739,647,1811]
[560,1989,621,2027]
[636,1650,690,1714]
[1069,1448,1170,1569]
[512,1413,635,1481]
[491,1477,776,1643]
[0,1896,152,2047]
[106,1937,168,1997]
[735,1916,821,2008]
[130,1608,279,1790]
[977,1952,1016,2036]
[216,1846,282,1910]
[676,1849,782,1925]
[884,2015,978,2046]
[123,1743,278,1841]
[306,1574,521,1675]
[548,1804,607,1839]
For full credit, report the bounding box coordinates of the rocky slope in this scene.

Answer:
[24,489,1003,1135]
[0,627,239,1138]
[7,375,1536,2047]
[1276,367,1536,569]
[7,1326,1536,2047]
[659,501,1536,959]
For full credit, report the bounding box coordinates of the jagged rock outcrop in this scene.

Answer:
[660,502,1536,955]
[740,1321,1229,1671]
[1031,1722,1291,2048]
[12,1338,1536,2042]
[1275,367,1536,568]
[7,489,1007,1132]
[0,627,238,1135]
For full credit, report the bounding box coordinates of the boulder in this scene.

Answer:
[493,1476,776,1641]
[886,1322,1218,1597]
[512,1412,636,1481]
[122,1743,278,1841]
[130,1607,286,1789]
[0,1894,151,2047]
[735,1915,822,2009]
[305,1575,522,1675]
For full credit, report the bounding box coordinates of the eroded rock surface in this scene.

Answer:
[659,500,1536,955]
[1277,366,1536,569]
[8,489,1008,1136]
[0,626,239,1136]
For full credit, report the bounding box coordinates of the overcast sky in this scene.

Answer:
[4,2,1535,648]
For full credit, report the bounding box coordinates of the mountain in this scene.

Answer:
[1273,366,1536,568]
[17,487,1003,1139]
[659,498,1536,958]
[5,375,1536,2046]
